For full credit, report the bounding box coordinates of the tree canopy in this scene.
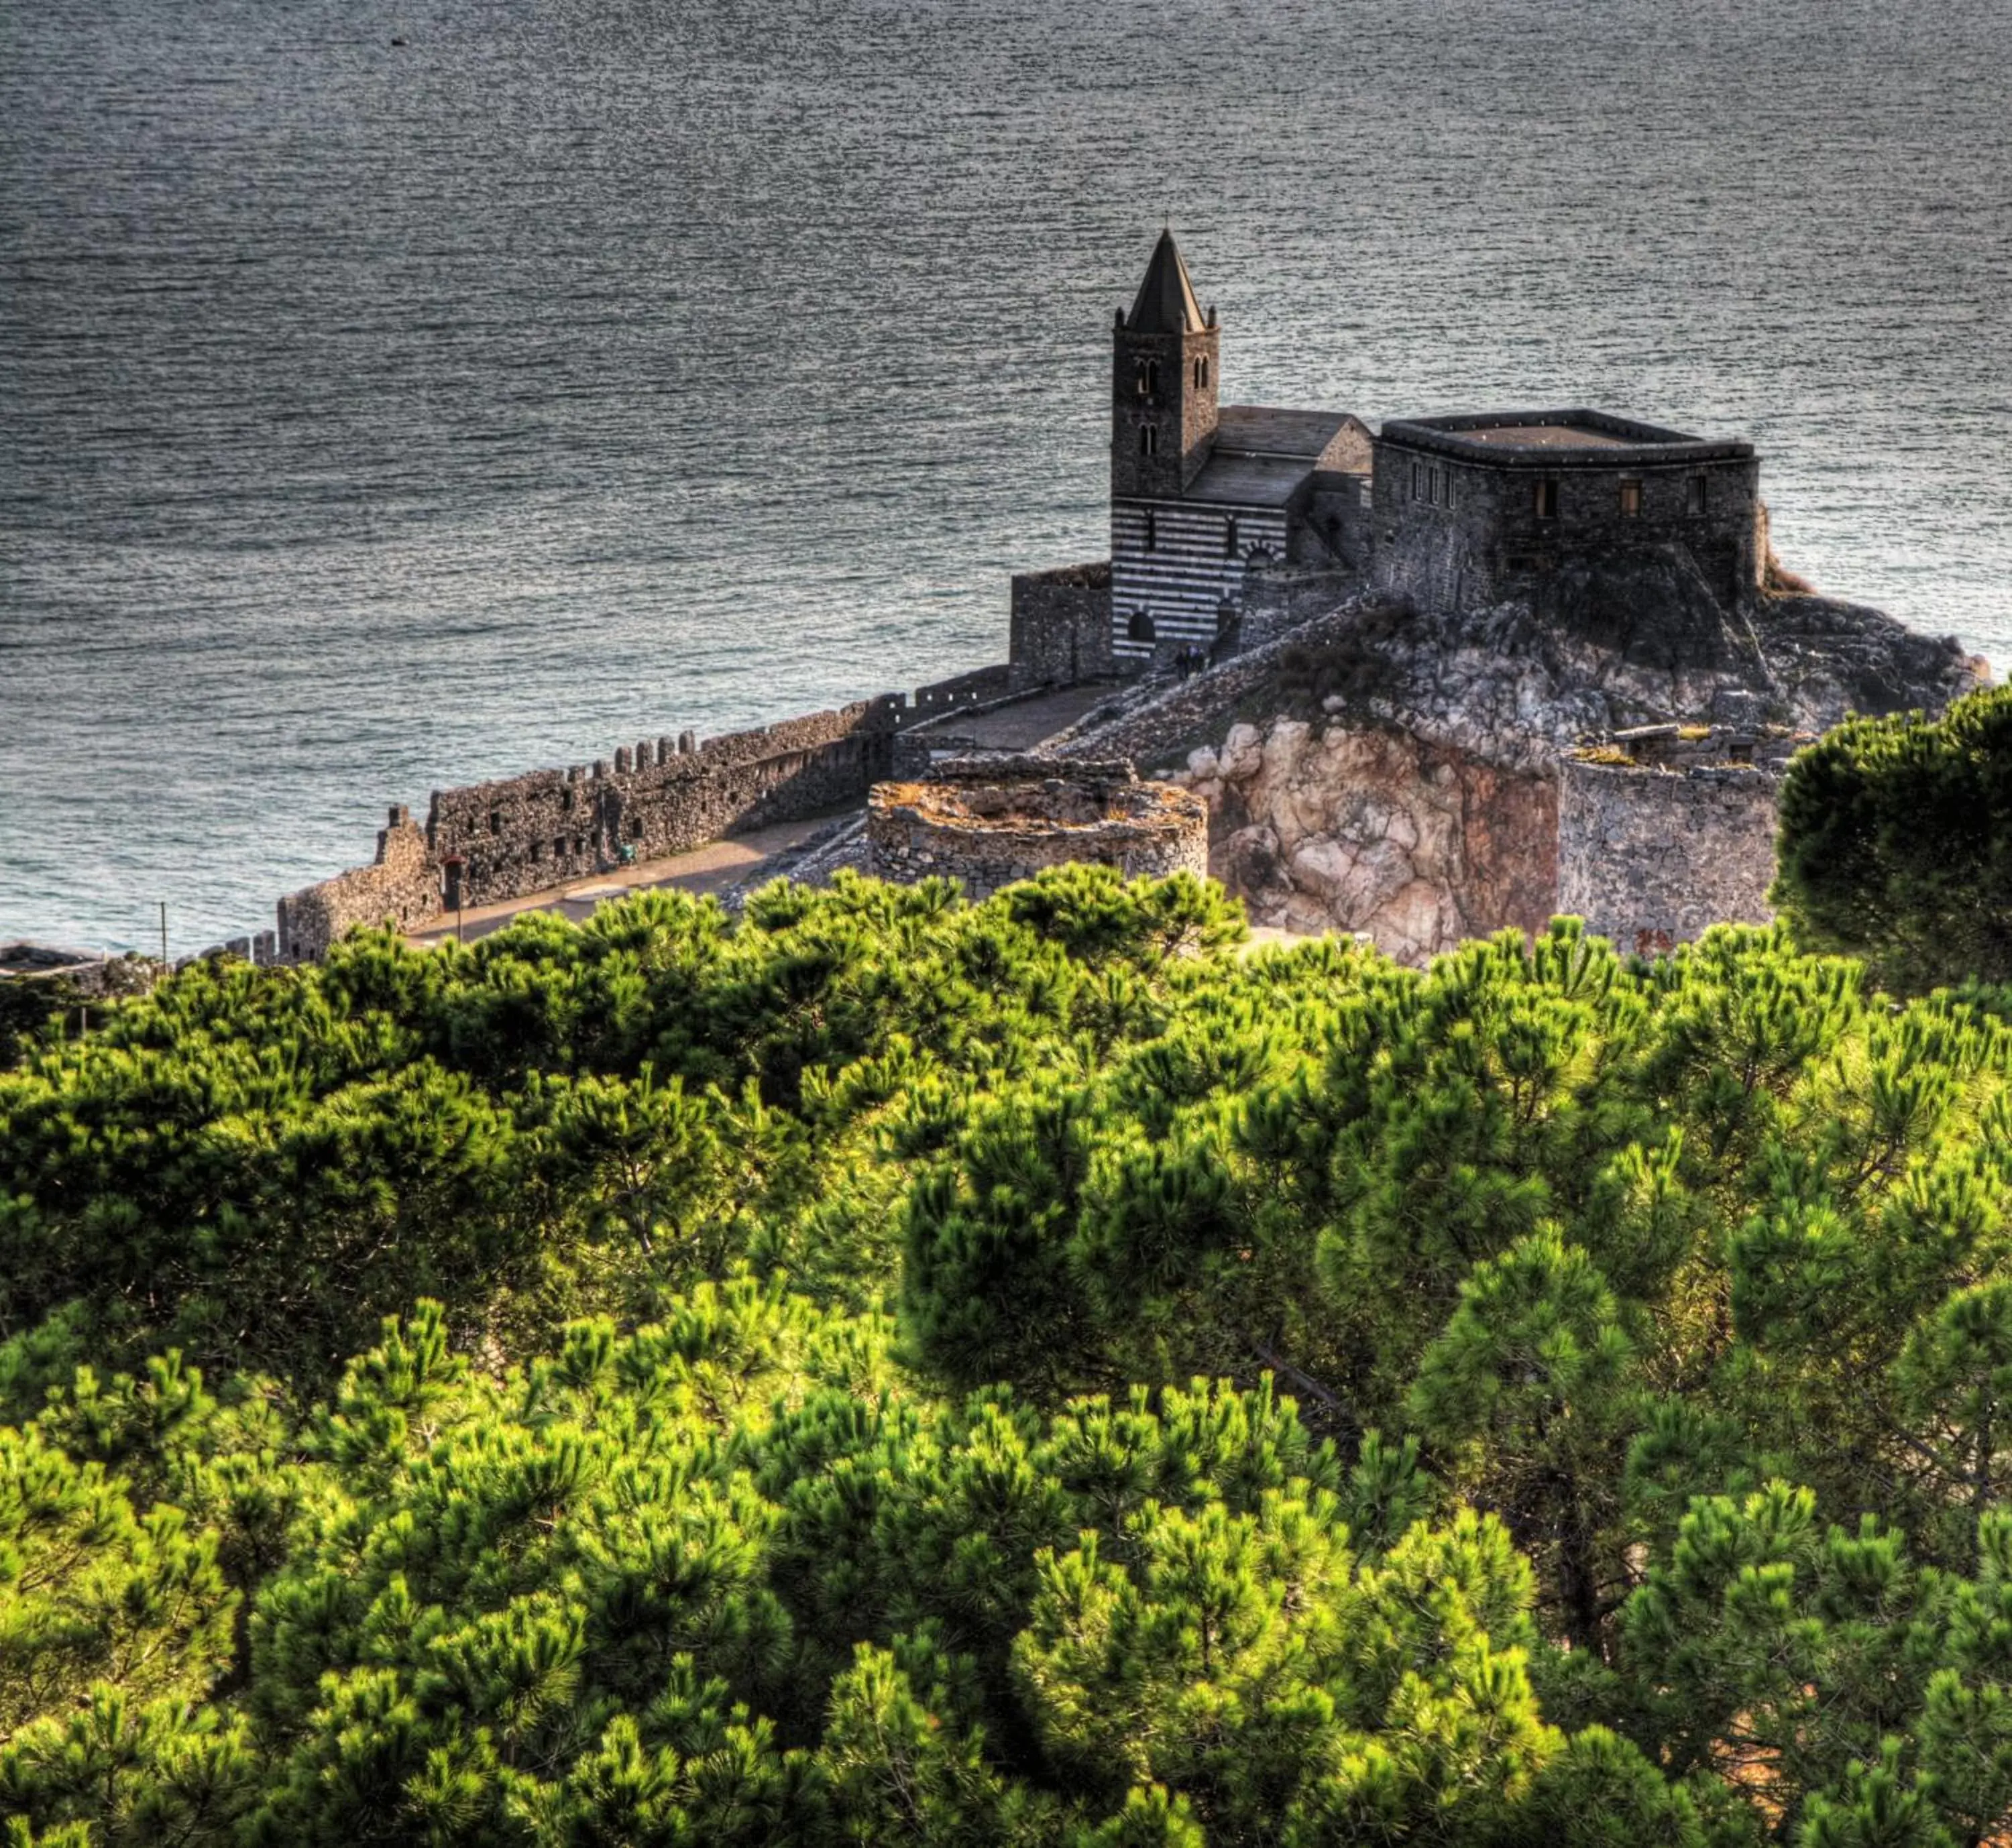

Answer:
[2,868,2009,1845]
[1774,682,2012,993]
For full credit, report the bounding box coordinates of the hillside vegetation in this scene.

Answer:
[1775,683,2012,995]
[2,869,2009,1847]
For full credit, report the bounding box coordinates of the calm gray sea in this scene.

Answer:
[3,0,2008,951]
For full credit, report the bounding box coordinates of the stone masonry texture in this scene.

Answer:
[867,758,1209,900]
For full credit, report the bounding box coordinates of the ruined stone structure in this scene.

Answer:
[867,757,1208,899]
[1557,724,1801,957]
[1008,563,1113,692]
[276,807,442,964]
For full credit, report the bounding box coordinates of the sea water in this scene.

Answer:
[3,0,2008,950]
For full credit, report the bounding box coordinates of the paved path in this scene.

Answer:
[405,814,838,949]
[403,683,1132,950]
[912,682,1118,752]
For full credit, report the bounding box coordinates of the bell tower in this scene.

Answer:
[1111,229,1219,500]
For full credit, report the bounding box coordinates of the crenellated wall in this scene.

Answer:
[276,807,439,964]
[274,699,913,956]
[427,699,903,909]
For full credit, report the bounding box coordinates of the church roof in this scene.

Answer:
[1216,406,1359,461]
[1127,229,1207,335]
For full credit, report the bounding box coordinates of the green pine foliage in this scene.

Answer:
[1774,682,2012,993]
[0,867,2009,1843]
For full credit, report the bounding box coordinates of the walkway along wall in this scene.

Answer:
[276,698,906,959]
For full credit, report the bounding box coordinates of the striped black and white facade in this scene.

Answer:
[1111,499,1289,660]
[1105,233,1370,668]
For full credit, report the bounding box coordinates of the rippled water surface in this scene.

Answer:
[4,0,2009,949]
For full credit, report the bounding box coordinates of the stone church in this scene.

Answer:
[1105,229,1764,669]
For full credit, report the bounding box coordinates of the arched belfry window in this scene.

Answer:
[1147,360,1160,395]
[1194,356,1209,389]
[1135,365,1150,396]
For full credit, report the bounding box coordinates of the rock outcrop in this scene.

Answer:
[1052,568,1985,960]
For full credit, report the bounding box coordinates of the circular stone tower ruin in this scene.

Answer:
[867,756,1209,899]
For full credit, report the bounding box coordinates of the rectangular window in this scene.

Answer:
[1535,478,1559,520]
[1619,479,1643,517]
[1690,475,1708,515]
[1412,461,1424,501]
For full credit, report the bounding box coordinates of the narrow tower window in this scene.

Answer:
[1144,510,1157,553]
[1535,478,1559,520]
[1194,356,1209,389]
[1139,425,1157,457]
[1147,360,1160,395]
[1689,474,1709,515]
[1225,516,1240,559]
[1619,478,1643,518]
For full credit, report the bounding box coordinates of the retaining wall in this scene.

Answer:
[1557,724,1797,956]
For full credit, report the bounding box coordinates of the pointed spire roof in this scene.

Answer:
[1127,228,1207,335]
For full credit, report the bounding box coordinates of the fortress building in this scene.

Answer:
[1101,231,1763,668]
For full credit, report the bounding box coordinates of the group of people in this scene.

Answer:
[1171,642,1212,681]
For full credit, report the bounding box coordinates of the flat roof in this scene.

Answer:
[1457,422,1634,449]
[1378,408,1752,468]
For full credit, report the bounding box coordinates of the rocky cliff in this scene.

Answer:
[1052,566,1985,960]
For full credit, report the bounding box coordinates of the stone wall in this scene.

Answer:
[429,699,903,909]
[1292,472,1376,574]
[867,757,1209,899]
[276,808,439,963]
[914,665,1014,713]
[1557,724,1797,956]
[1008,562,1114,691]
[1370,429,1760,615]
